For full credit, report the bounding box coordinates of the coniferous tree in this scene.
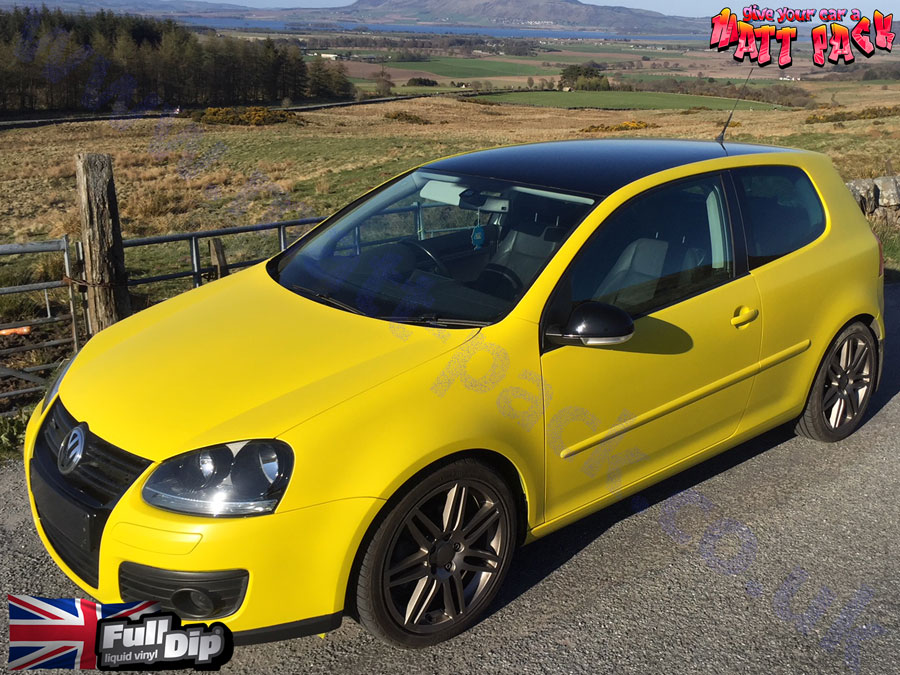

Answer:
[306,56,330,99]
[0,8,355,113]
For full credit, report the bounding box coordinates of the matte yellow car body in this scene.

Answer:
[23,147,884,636]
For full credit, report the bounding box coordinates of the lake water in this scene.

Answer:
[177,16,704,41]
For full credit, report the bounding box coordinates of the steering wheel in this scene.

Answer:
[399,239,452,278]
[479,263,524,300]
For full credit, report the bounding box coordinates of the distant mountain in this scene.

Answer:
[0,0,709,35]
[0,0,251,14]
[344,0,707,33]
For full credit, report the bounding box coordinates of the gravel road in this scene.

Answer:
[2,284,898,675]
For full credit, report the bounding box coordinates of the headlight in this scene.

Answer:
[42,358,73,413]
[142,440,294,517]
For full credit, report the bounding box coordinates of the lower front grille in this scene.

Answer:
[38,507,100,587]
[119,562,249,620]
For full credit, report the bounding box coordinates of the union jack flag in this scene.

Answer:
[7,595,159,670]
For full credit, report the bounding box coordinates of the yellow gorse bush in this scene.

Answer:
[580,119,659,133]
[806,104,900,124]
[198,107,297,126]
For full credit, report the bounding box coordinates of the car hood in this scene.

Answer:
[59,263,478,462]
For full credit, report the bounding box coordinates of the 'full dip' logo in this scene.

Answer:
[57,425,86,475]
[97,613,233,670]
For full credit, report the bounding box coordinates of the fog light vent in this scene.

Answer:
[119,562,248,620]
[171,588,216,619]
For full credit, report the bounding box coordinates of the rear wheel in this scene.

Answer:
[355,458,517,648]
[796,321,876,442]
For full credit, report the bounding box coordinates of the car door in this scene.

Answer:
[540,172,763,522]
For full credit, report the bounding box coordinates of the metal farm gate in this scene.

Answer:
[0,237,81,415]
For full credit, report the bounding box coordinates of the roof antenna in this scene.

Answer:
[716,68,754,146]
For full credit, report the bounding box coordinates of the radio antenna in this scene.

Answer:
[716,68,753,146]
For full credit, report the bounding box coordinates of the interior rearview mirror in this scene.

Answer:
[545,301,635,348]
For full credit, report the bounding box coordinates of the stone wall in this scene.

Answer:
[846,176,900,229]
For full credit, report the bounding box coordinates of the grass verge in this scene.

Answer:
[0,406,31,460]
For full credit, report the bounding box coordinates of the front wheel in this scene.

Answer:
[354,458,517,648]
[796,321,877,442]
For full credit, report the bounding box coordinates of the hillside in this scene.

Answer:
[0,0,709,34]
[0,0,249,13]
[344,0,707,33]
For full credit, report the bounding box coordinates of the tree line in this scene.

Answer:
[822,62,900,82]
[559,60,815,108]
[0,6,356,114]
[300,33,539,57]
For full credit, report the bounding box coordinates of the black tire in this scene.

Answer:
[796,321,877,442]
[355,458,517,648]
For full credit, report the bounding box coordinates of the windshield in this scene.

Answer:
[269,169,597,325]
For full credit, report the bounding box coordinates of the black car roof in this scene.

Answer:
[423,139,796,198]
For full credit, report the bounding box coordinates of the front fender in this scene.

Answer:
[276,316,546,531]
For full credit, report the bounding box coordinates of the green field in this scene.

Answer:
[555,42,632,53]
[499,52,609,64]
[351,80,462,95]
[476,90,786,110]
[395,86,461,94]
[559,41,703,53]
[615,73,773,86]
[388,57,555,78]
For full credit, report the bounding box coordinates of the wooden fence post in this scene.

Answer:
[75,153,131,334]
[209,237,230,279]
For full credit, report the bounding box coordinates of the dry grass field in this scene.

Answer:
[2,81,899,246]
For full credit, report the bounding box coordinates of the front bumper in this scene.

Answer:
[23,400,383,642]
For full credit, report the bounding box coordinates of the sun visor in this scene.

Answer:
[419,180,509,213]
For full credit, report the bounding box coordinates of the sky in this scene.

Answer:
[232,1,732,18]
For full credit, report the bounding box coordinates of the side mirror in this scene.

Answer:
[545,302,635,348]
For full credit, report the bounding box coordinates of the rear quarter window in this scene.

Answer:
[732,166,826,269]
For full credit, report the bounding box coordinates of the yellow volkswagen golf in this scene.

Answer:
[24,140,885,647]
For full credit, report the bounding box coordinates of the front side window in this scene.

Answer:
[270,170,597,325]
[548,173,734,323]
[732,165,826,269]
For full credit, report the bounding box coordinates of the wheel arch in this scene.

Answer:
[836,312,880,386]
[341,447,530,620]
[796,311,880,435]
[802,312,878,399]
[863,313,884,393]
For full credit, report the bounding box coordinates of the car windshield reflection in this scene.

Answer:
[269,170,598,324]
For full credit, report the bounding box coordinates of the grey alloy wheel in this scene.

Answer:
[821,334,873,430]
[796,321,877,443]
[355,458,517,647]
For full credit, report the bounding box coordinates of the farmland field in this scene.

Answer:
[1,89,898,248]
[556,41,703,53]
[475,90,786,110]
[387,57,556,78]
[332,32,899,92]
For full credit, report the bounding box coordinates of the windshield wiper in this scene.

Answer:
[290,287,488,326]
[378,314,491,328]
[290,285,367,316]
